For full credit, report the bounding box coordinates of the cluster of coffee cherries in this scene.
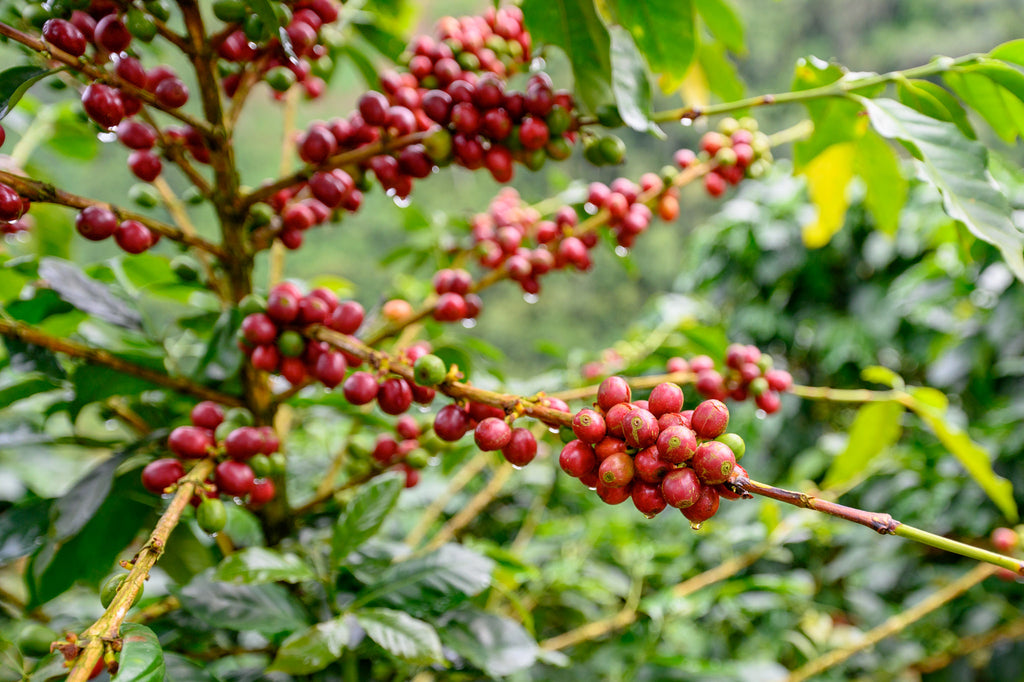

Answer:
[369,415,432,488]
[430,268,483,323]
[140,401,284,532]
[667,343,793,414]
[559,377,748,524]
[674,116,773,197]
[239,282,366,388]
[413,7,532,81]
[213,0,341,101]
[992,527,1023,582]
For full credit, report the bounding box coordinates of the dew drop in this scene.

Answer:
[614,245,628,257]
[392,194,411,208]
[584,202,598,215]
[461,318,477,329]
[98,131,117,143]
[511,464,524,471]
[690,521,703,531]
[680,118,694,127]
[523,292,539,304]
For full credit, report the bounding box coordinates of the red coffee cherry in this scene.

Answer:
[128,150,162,181]
[95,14,132,53]
[42,18,87,57]
[241,313,278,346]
[682,485,720,525]
[114,220,154,254]
[598,451,635,488]
[691,440,736,485]
[0,184,24,222]
[656,424,698,464]
[141,458,185,494]
[691,399,729,440]
[215,460,255,497]
[992,527,1019,552]
[634,446,671,484]
[622,407,659,449]
[572,408,606,444]
[168,425,214,459]
[225,426,263,460]
[631,481,667,517]
[559,439,596,478]
[314,351,347,389]
[647,382,684,417]
[249,479,276,506]
[342,371,378,405]
[501,427,537,467]
[155,78,190,108]
[474,417,512,451]
[661,468,702,509]
[117,119,157,149]
[190,401,225,429]
[377,377,413,414]
[82,84,125,129]
[433,403,470,441]
[75,206,118,241]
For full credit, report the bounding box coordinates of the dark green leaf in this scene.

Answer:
[608,26,663,137]
[0,373,61,407]
[193,308,243,383]
[71,363,167,415]
[442,609,539,677]
[340,43,380,89]
[45,104,100,160]
[162,653,217,682]
[214,547,315,584]
[267,618,349,674]
[353,22,406,62]
[606,0,697,80]
[38,258,142,330]
[160,522,217,585]
[896,79,976,139]
[695,0,744,53]
[522,0,613,112]
[222,503,265,548]
[0,65,58,119]
[862,97,1024,282]
[249,0,295,61]
[822,401,904,490]
[332,471,404,565]
[52,455,121,541]
[354,544,493,612]
[115,623,164,682]
[354,608,444,665]
[28,204,73,260]
[0,498,50,564]
[178,571,310,635]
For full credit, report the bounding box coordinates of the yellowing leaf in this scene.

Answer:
[678,60,709,107]
[800,142,856,248]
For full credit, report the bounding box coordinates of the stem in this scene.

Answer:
[789,384,912,404]
[786,563,997,682]
[0,21,214,136]
[0,170,224,257]
[649,54,980,123]
[66,458,215,681]
[150,176,226,301]
[268,88,300,288]
[0,318,244,406]
[736,475,1024,575]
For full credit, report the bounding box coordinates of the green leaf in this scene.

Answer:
[822,401,904,490]
[695,40,745,103]
[608,27,663,136]
[268,618,349,675]
[331,471,404,565]
[160,522,217,585]
[911,405,1018,521]
[0,498,50,564]
[28,204,73,260]
[862,97,1024,283]
[38,258,142,330]
[0,373,61,408]
[442,609,540,677]
[853,130,907,235]
[990,38,1024,67]
[943,70,1024,143]
[0,66,58,119]
[355,608,444,666]
[114,624,164,682]
[606,0,697,80]
[354,544,493,612]
[193,308,243,383]
[178,571,310,635]
[340,43,380,89]
[908,386,949,412]
[695,0,744,53]
[522,0,613,112]
[800,142,856,248]
[46,104,100,160]
[163,653,216,682]
[222,503,265,548]
[249,0,295,61]
[52,456,120,541]
[897,78,976,139]
[860,365,904,389]
[214,547,315,585]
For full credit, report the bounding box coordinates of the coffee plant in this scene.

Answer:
[0,0,1022,679]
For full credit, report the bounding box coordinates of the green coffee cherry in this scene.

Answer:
[598,135,626,165]
[224,407,255,426]
[278,330,306,358]
[213,0,247,23]
[144,0,172,22]
[129,183,160,209]
[715,433,746,460]
[546,105,572,135]
[406,448,431,469]
[265,66,296,93]
[182,186,206,205]
[545,137,572,161]
[100,575,142,609]
[250,453,272,478]
[269,452,287,476]
[16,623,58,658]
[196,497,227,534]
[596,104,624,128]
[126,7,157,41]
[413,354,447,387]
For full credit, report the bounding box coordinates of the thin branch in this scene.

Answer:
[540,572,644,651]
[65,458,215,681]
[0,170,225,257]
[404,451,491,548]
[0,21,214,136]
[422,460,514,552]
[0,318,245,406]
[150,176,226,300]
[786,563,997,682]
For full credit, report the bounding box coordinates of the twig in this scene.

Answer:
[422,460,513,552]
[404,451,491,548]
[65,459,215,681]
[0,318,245,406]
[0,170,225,257]
[786,563,997,682]
[128,596,180,624]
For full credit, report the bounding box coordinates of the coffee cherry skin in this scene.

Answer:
[42,18,87,57]
[648,382,684,417]
[74,206,118,241]
[81,83,125,129]
[225,426,262,460]
[433,403,470,441]
[598,451,635,488]
[993,527,1019,552]
[631,481,668,517]
[692,440,736,485]
[656,424,698,464]
[559,439,597,478]
[597,375,632,411]
[474,417,512,451]
[634,445,671,484]
[327,300,364,334]
[215,460,256,496]
[661,468,702,509]
[377,377,414,414]
[168,425,215,459]
[342,370,378,404]
[572,408,606,444]
[248,479,276,506]
[141,458,185,494]
[682,485,721,524]
[691,399,729,439]
[501,427,538,466]
[314,351,347,388]
[114,220,154,254]
[622,407,659,449]
[196,497,227,533]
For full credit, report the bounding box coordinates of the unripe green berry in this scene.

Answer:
[16,623,58,658]
[546,105,572,135]
[269,452,287,476]
[278,330,306,358]
[413,353,447,386]
[144,0,172,22]
[250,453,272,477]
[715,432,746,460]
[213,0,248,23]
[558,425,576,444]
[126,7,157,42]
[406,448,431,469]
[224,407,254,427]
[717,117,740,136]
[749,377,769,396]
[423,128,453,164]
[714,147,738,166]
[243,14,267,41]
[100,574,142,609]
[182,186,206,205]
[249,202,275,228]
[239,293,267,316]
[595,104,624,128]
[265,66,297,93]
[129,183,160,209]
[738,116,759,132]
[196,497,227,534]
[598,135,626,165]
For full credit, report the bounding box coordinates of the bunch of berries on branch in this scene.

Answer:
[140,401,284,532]
[367,415,433,488]
[560,377,748,523]
[667,343,793,414]
[674,116,774,197]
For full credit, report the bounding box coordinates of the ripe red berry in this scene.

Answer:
[74,206,118,241]
[342,371,378,405]
[155,78,189,108]
[267,289,300,323]
[596,479,633,505]
[0,184,24,222]
[116,120,156,150]
[314,351,347,388]
[603,402,632,439]
[518,116,549,149]
[299,125,337,164]
[215,460,255,497]
[662,468,702,509]
[168,425,214,459]
[682,485,720,525]
[434,403,470,441]
[755,390,782,414]
[114,220,154,254]
[358,91,389,126]
[992,527,1019,552]
[704,171,726,197]
[648,382,684,417]
[560,440,597,478]
[656,424,698,464]
[433,292,468,322]
[251,344,280,372]
[501,427,537,467]
[190,401,225,429]
[597,375,632,411]
[95,14,132,53]
[572,408,606,444]
[765,369,793,392]
[691,399,729,439]
[692,441,736,485]
[141,458,185,494]
[241,313,278,346]
[82,84,125,129]
[598,451,635,488]
[225,426,263,460]
[631,481,667,517]
[484,145,514,183]
[128,150,162,182]
[622,407,659,449]
[248,479,276,505]
[634,446,671,484]
[377,377,413,414]
[474,417,512,451]
[42,18,87,57]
